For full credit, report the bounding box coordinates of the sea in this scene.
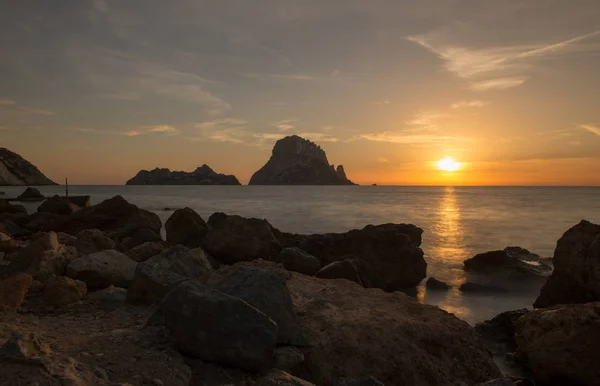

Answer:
[3,185,599,325]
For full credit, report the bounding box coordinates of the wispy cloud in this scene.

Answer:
[0,99,56,116]
[377,157,390,163]
[407,30,600,91]
[359,131,472,146]
[451,100,489,109]
[580,124,600,137]
[273,119,295,131]
[0,98,16,106]
[406,111,449,131]
[70,125,178,137]
[196,118,248,130]
[269,74,316,80]
[296,132,339,142]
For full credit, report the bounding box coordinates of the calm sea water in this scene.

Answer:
[4,185,600,324]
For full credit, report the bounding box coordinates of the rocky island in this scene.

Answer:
[249,135,355,185]
[126,165,241,185]
[0,148,56,186]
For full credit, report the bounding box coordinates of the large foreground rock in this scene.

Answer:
[277,223,426,291]
[37,195,78,215]
[279,247,321,276]
[165,207,209,248]
[66,250,137,289]
[203,213,282,264]
[127,245,213,305]
[287,274,500,385]
[207,262,306,346]
[464,248,551,284]
[75,228,116,255]
[534,220,600,308]
[0,273,32,311]
[160,280,278,371]
[515,302,600,385]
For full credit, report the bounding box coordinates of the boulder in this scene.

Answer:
[17,187,44,200]
[333,376,386,386]
[127,245,213,305]
[58,195,162,239]
[515,302,600,385]
[85,285,127,311]
[256,370,316,386]
[0,201,26,214]
[159,280,278,371]
[276,223,426,291]
[459,282,509,294]
[426,277,450,291]
[120,227,162,250]
[0,273,32,311]
[203,213,282,264]
[315,257,365,285]
[66,250,137,289]
[2,219,30,237]
[126,241,165,262]
[41,275,87,307]
[37,195,77,215]
[475,380,517,386]
[503,247,542,262]
[21,212,67,233]
[75,228,116,255]
[534,220,600,308]
[56,232,77,246]
[165,207,209,248]
[463,249,551,282]
[273,346,305,371]
[287,273,500,385]
[279,247,321,275]
[206,262,305,346]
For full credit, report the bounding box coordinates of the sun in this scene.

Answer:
[436,157,462,172]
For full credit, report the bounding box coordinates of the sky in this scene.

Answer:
[1,0,600,185]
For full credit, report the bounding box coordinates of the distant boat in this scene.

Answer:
[372,183,378,186]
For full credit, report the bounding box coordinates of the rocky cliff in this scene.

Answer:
[0,148,56,186]
[249,135,355,185]
[125,165,241,185]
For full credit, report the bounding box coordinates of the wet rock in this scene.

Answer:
[463,249,551,280]
[287,273,500,385]
[85,285,127,311]
[207,261,305,346]
[38,195,78,215]
[159,280,278,371]
[333,376,386,386]
[315,257,365,285]
[0,273,32,311]
[535,220,600,308]
[66,250,137,289]
[42,275,87,307]
[426,277,450,291]
[17,187,44,200]
[459,282,509,294]
[279,247,321,275]
[503,247,541,261]
[255,370,316,385]
[272,346,305,371]
[203,213,282,264]
[165,208,209,248]
[127,245,213,305]
[75,228,116,255]
[126,241,165,262]
[515,302,600,386]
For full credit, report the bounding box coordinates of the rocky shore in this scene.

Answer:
[1,195,598,385]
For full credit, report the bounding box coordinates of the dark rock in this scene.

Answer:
[534,220,600,308]
[0,273,32,311]
[459,282,509,294]
[515,302,600,385]
[165,207,209,248]
[279,247,320,275]
[0,148,56,185]
[58,195,162,239]
[159,280,278,371]
[315,257,366,285]
[256,370,316,386]
[426,277,450,291]
[21,212,67,233]
[127,245,213,305]
[126,241,165,262]
[85,285,127,311]
[2,219,30,237]
[333,376,386,386]
[203,213,282,264]
[273,346,305,371]
[0,332,50,363]
[206,261,305,346]
[120,227,162,250]
[503,247,541,261]
[463,249,551,280]
[41,274,87,307]
[17,187,44,200]
[75,228,116,255]
[249,135,355,185]
[287,273,500,385]
[276,223,425,291]
[66,250,137,289]
[0,201,26,214]
[126,165,241,185]
[37,195,77,215]
[475,379,516,386]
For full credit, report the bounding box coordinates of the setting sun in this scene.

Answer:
[436,157,462,172]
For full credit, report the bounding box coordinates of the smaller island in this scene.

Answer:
[126,165,241,185]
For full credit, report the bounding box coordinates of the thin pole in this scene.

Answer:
[65,178,69,198]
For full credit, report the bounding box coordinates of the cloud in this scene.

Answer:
[296,132,340,142]
[406,111,449,130]
[196,118,248,130]
[269,74,316,81]
[377,157,390,163]
[580,124,600,137]
[451,100,489,109]
[407,30,600,91]
[470,77,528,91]
[0,98,16,106]
[358,131,471,146]
[273,119,295,131]
[70,125,178,137]
[373,100,391,105]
